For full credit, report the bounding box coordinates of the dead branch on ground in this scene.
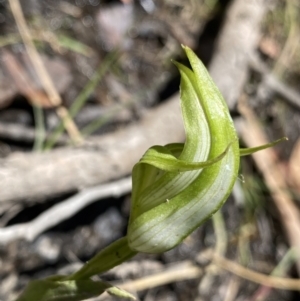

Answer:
[0,177,131,244]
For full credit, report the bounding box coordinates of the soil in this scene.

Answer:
[0,0,300,301]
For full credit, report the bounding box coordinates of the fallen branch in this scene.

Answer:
[208,0,267,110]
[116,260,203,292]
[0,177,132,244]
[0,122,68,145]
[250,55,300,110]
[0,94,183,204]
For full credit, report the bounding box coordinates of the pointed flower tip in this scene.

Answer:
[181,44,190,50]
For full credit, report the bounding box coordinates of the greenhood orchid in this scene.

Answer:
[127,46,240,253]
[16,46,286,301]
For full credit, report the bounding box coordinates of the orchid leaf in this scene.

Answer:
[16,279,110,301]
[240,137,288,156]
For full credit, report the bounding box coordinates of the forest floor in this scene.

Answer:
[0,0,300,300]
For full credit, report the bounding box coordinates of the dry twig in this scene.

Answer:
[212,253,300,291]
[250,55,300,110]
[0,122,68,145]
[208,0,268,110]
[88,252,300,301]
[117,261,203,292]
[8,0,82,144]
[0,93,183,204]
[2,49,56,108]
[95,253,300,300]
[0,177,132,244]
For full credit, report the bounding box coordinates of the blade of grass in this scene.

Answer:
[57,34,94,57]
[0,33,20,47]
[32,105,46,151]
[80,112,116,137]
[80,102,134,137]
[44,50,120,150]
[0,32,94,57]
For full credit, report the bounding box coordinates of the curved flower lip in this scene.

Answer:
[127,46,240,253]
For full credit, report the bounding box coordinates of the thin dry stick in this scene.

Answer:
[212,254,300,291]
[239,99,300,275]
[0,177,132,244]
[9,0,83,144]
[223,276,240,301]
[247,247,299,301]
[198,210,228,295]
[91,261,203,301]
[249,55,300,110]
[104,255,300,296]
[117,261,203,292]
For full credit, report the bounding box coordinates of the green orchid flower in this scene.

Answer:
[127,47,240,253]
[126,47,286,254]
[16,46,286,301]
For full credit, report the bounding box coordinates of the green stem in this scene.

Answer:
[67,236,138,280]
[212,210,227,255]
